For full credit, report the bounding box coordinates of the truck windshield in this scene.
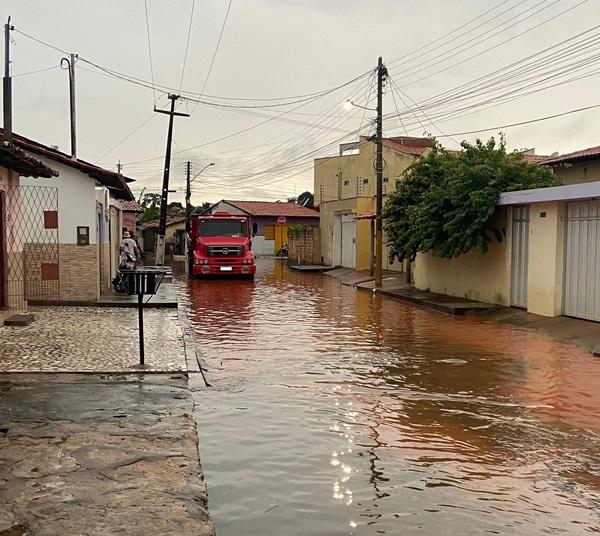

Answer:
[199,219,246,237]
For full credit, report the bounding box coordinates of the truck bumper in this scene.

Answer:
[192,264,256,277]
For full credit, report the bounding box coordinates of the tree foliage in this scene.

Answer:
[383,137,558,262]
[298,191,314,208]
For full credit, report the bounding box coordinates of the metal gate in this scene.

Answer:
[341,214,356,268]
[564,200,600,321]
[0,184,59,307]
[510,206,529,308]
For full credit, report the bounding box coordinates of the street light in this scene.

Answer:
[190,161,215,183]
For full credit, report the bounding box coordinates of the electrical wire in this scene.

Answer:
[190,0,233,115]
[179,0,196,91]
[143,0,157,106]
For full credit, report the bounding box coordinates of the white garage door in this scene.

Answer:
[510,206,529,308]
[564,200,600,321]
[341,214,356,269]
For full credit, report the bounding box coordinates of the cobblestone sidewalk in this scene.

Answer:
[0,374,214,536]
[0,306,187,372]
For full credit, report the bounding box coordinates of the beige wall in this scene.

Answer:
[552,160,600,185]
[314,140,420,207]
[315,140,419,269]
[526,202,565,317]
[58,244,100,302]
[414,209,511,306]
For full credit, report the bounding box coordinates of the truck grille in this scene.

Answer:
[208,246,243,257]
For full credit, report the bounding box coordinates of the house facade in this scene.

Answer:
[207,200,320,255]
[413,147,600,321]
[314,136,433,271]
[0,138,57,321]
[12,133,135,302]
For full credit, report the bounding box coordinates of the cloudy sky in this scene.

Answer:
[5,0,600,205]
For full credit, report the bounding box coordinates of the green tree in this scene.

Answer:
[383,136,558,262]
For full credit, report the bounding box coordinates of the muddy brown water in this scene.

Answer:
[175,258,600,535]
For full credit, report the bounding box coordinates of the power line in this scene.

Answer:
[437,102,600,137]
[143,0,157,106]
[179,0,196,91]
[190,0,234,115]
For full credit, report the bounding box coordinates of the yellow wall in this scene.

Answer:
[414,209,511,305]
[314,140,420,207]
[319,198,357,267]
[552,160,600,185]
[526,202,565,317]
[315,139,420,269]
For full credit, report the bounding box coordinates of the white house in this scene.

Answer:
[12,132,136,302]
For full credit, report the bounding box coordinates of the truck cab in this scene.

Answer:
[190,211,256,278]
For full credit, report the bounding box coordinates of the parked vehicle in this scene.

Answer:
[189,211,256,278]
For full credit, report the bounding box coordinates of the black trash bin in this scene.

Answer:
[117,267,167,365]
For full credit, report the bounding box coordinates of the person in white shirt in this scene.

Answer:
[119,230,140,269]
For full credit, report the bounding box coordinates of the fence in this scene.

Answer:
[1,184,59,308]
[288,226,321,265]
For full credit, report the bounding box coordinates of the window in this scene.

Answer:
[344,180,349,186]
[199,219,246,237]
[363,178,369,184]
[383,177,389,183]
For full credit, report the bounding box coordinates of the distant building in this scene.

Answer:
[314,136,433,270]
[206,200,320,255]
[139,217,186,257]
[122,200,145,236]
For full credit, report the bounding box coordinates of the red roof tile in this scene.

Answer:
[122,200,145,213]
[0,129,135,201]
[541,146,600,165]
[141,216,186,229]
[383,136,434,157]
[223,200,320,218]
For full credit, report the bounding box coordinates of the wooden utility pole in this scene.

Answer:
[61,54,78,159]
[374,56,388,287]
[3,17,13,143]
[154,94,189,265]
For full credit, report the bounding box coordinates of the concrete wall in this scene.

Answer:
[526,202,565,316]
[414,210,511,306]
[314,141,419,207]
[552,160,600,185]
[21,159,97,244]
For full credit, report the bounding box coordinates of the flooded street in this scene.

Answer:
[176,258,600,535]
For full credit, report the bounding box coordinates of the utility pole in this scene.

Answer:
[61,54,77,159]
[3,17,13,143]
[185,160,192,274]
[374,56,388,287]
[116,160,122,174]
[154,94,189,265]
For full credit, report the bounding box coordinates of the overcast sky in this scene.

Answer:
[5,0,600,205]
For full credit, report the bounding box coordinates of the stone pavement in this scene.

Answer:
[0,373,214,536]
[0,306,186,373]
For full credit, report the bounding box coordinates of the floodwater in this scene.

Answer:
[176,258,600,535]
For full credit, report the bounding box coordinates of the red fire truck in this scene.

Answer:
[189,211,256,278]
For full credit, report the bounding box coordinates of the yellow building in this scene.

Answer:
[314,136,433,271]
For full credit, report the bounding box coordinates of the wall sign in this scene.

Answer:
[77,226,90,246]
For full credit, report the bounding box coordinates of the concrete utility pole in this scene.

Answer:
[374,56,388,287]
[185,160,192,273]
[61,53,77,159]
[154,94,189,265]
[3,17,13,143]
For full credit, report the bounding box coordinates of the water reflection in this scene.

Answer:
[176,258,600,535]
